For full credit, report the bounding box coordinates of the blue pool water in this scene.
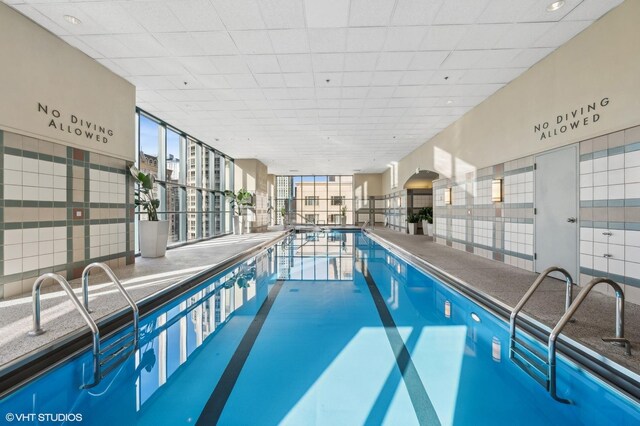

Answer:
[1,231,639,425]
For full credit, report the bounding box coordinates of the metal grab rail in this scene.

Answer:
[82,262,139,351]
[27,273,101,384]
[548,277,625,403]
[509,266,574,345]
[361,220,369,231]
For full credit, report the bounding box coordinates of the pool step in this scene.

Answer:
[510,336,550,390]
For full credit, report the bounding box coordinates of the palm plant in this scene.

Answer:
[130,166,159,221]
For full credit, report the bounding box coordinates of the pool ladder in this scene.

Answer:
[509,267,627,404]
[28,263,138,389]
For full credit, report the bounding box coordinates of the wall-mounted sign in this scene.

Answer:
[38,103,113,144]
[534,97,610,141]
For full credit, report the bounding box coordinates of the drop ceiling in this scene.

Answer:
[4,0,624,174]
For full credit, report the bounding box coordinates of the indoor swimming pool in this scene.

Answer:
[1,231,638,425]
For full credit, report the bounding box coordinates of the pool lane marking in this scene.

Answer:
[360,260,442,426]
[196,279,285,425]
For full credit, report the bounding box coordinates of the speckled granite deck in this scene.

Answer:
[0,231,286,367]
[369,228,640,376]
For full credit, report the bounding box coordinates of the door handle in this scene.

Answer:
[567,217,577,223]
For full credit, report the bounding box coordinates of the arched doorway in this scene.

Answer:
[404,170,439,235]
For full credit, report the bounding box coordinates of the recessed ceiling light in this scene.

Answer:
[546,1,565,12]
[471,312,481,322]
[63,15,82,25]
[446,100,454,105]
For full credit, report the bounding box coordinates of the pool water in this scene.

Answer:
[1,231,638,425]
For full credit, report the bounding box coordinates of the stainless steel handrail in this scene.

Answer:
[361,220,369,231]
[548,277,625,403]
[509,266,574,349]
[27,273,101,384]
[82,262,139,351]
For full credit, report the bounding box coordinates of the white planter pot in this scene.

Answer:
[139,220,169,258]
[233,216,242,235]
[422,221,433,236]
[408,223,417,235]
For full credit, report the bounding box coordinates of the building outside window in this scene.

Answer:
[136,108,234,252]
[304,196,319,206]
[330,196,344,206]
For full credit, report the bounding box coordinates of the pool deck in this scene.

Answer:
[0,230,286,368]
[368,228,640,376]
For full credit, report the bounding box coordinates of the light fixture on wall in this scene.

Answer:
[491,179,503,203]
[63,15,82,25]
[444,187,452,205]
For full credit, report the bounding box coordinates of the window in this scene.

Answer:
[305,196,319,206]
[330,196,344,206]
[304,214,318,224]
[136,108,234,251]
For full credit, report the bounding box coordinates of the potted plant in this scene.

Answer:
[419,207,434,236]
[279,206,287,226]
[407,213,420,235]
[340,206,347,225]
[130,166,169,258]
[219,189,254,235]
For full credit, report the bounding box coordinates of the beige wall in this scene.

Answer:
[234,159,270,231]
[354,173,383,203]
[0,3,136,162]
[388,0,640,194]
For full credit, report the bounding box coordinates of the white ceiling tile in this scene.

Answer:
[212,0,266,30]
[459,68,527,84]
[440,50,485,69]
[533,21,592,47]
[197,75,232,89]
[400,70,434,85]
[311,53,345,72]
[154,33,205,57]
[419,25,469,50]
[376,52,414,70]
[341,87,369,98]
[371,71,404,86]
[392,0,444,26]
[235,89,266,100]
[308,28,347,52]
[283,73,314,88]
[518,0,582,23]
[304,0,350,28]
[245,55,281,73]
[316,87,343,98]
[128,76,176,91]
[508,47,554,68]
[493,23,554,49]
[429,69,466,85]
[29,3,108,35]
[433,0,491,25]
[119,1,185,33]
[269,30,309,54]
[177,57,218,75]
[230,31,274,54]
[258,0,306,28]
[392,86,422,98]
[209,56,250,74]
[76,2,144,34]
[192,32,238,55]
[254,74,285,87]
[342,72,373,86]
[473,49,521,69]
[447,83,504,96]
[341,99,365,109]
[476,0,538,24]
[349,0,396,27]
[277,54,313,72]
[456,24,511,50]
[347,27,387,52]
[565,0,624,21]
[344,53,379,71]
[420,85,451,97]
[164,0,225,31]
[114,34,167,58]
[96,58,130,77]
[383,27,428,51]
[316,72,343,87]
[408,51,448,70]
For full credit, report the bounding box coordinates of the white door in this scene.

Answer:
[535,145,578,279]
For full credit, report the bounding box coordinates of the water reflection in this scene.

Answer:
[276,231,355,281]
[134,251,274,409]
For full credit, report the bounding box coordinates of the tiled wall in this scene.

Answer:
[432,124,640,304]
[0,129,134,299]
[433,157,535,272]
[578,126,640,302]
